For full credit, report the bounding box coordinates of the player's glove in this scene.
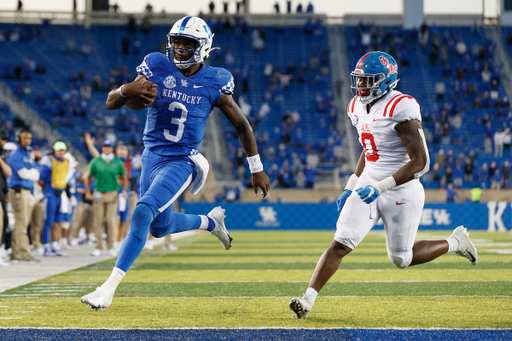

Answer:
[355,185,380,204]
[336,190,352,212]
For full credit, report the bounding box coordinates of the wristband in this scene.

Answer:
[118,85,128,98]
[373,176,397,194]
[345,174,359,191]
[247,154,264,173]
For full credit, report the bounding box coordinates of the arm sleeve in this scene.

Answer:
[39,165,50,182]
[210,68,235,104]
[88,158,97,176]
[17,168,40,181]
[7,153,23,173]
[136,53,158,79]
[391,97,422,127]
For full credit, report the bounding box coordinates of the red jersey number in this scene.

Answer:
[361,132,379,162]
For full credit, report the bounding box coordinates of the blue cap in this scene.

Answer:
[102,140,114,147]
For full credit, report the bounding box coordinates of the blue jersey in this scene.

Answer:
[136,53,234,156]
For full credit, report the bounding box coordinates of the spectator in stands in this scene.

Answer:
[502,160,511,188]
[494,127,504,157]
[503,127,511,154]
[105,128,118,144]
[484,136,493,154]
[464,158,474,182]
[7,130,38,262]
[481,63,491,84]
[429,46,438,65]
[122,35,130,55]
[435,148,445,167]
[488,160,498,179]
[307,2,314,12]
[446,183,459,202]
[141,16,151,33]
[455,39,467,55]
[3,61,15,79]
[81,42,91,56]
[419,22,429,51]
[145,3,153,15]
[435,79,446,101]
[34,92,46,106]
[490,168,501,190]
[238,96,251,118]
[296,3,303,13]
[127,15,137,32]
[478,163,488,182]
[65,37,76,54]
[252,29,265,51]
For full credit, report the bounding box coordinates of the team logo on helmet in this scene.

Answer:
[163,75,176,89]
[379,55,389,66]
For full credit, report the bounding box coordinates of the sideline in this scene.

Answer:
[0,230,198,293]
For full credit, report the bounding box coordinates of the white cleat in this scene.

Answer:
[81,286,114,311]
[207,206,232,250]
[289,297,313,319]
[450,225,479,265]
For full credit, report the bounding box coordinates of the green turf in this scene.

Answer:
[80,260,512,271]
[3,280,511,298]
[38,268,512,283]
[0,230,511,328]
[0,297,510,328]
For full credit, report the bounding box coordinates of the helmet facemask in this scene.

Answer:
[351,72,386,105]
[167,36,201,70]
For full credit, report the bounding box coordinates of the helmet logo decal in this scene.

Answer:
[379,55,389,66]
[163,75,177,89]
[203,25,212,38]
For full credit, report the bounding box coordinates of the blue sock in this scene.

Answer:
[115,204,154,273]
[207,217,215,232]
[167,212,202,234]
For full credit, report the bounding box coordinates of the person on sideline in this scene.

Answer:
[85,140,127,257]
[7,130,38,262]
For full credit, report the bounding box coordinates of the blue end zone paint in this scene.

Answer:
[1,328,511,341]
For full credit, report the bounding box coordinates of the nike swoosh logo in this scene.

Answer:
[396,202,405,205]
[466,251,477,263]
[373,118,380,122]
[193,85,204,88]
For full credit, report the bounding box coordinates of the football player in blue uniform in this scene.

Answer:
[81,16,270,310]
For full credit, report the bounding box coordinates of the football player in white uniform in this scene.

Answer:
[289,51,479,319]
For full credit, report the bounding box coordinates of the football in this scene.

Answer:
[124,81,157,111]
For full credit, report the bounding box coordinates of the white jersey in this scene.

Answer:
[347,90,423,183]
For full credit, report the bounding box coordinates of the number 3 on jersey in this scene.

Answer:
[361,132,379,162]
[164,102,188,142]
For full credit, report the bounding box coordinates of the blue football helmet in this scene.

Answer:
[350,51,399,105]
[166,16,215,69]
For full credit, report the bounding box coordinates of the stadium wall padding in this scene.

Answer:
[180,202,512,231]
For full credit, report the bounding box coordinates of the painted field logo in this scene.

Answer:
[256,206,281,227]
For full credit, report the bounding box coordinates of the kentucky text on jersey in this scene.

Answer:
[161,89,202,104]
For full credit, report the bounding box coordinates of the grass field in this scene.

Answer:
[0,230,511,329]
